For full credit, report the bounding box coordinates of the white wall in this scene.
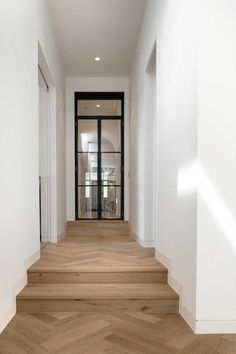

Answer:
[0,0,65,332]
[131,0,236,334]
[66,77,129,221]
[196,0,236,333]
[130,0,198,328]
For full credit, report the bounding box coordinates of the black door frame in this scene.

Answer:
[74,92,124,220]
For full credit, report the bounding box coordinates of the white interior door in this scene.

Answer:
[38,68,50,242]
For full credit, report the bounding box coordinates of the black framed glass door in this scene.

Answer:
[75,92,124,220]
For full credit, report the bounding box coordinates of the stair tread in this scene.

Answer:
[17,283,178,300]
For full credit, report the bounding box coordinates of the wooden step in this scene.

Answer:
[17,283,179,313]
[67,221,129,230]
[28,268,168,284]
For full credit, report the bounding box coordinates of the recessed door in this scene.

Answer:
[75,93,124,220]
[38,67,50,242]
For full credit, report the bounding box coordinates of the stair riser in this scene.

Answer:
[66,229,130,237]
[67,222,129,229]
[17,299,179,313]
[28,272,168,284]
[66,229,129,237]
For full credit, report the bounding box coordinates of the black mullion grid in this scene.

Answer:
[77,116,122,120]
[74,95,78,219]
[75,92,124,220]
[121,99,125,219]
[97,119,102,219]
[78,151,121,154]
[78,185,121,187]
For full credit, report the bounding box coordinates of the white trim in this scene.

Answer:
[0,305,15,334]
[155,248,196,333]
[50,232,65,244]
[0,249,40,333]
[155,249,170,268]
[180,304,196,333]
[24,249,41,269]
[131,231,155,248]
[195,320,236,334]
[156,249,236,334]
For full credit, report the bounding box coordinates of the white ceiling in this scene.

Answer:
[47,0,147,77]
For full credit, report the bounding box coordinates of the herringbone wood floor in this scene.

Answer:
[30,233,163,271]
[1,222,236,353]
[1,312,236,353]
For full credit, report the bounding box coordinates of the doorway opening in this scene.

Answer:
[38,65,51,241]
[143,42,156,245]
[75,92,124,220]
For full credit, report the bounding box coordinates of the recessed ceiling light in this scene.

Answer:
[94,57,101,61]
[96,104,101,108]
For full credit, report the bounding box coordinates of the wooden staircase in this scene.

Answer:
[17,221,179,314]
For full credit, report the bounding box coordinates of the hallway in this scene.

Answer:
[1,0,236,343]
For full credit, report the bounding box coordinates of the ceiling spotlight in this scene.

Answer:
[96,104,101,108]
[94,57,101,61]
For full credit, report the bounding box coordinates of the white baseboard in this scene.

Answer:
[180,305,196,332]
[50,232,65,243]
[195,320,236,334]
[155,248,196,333]
[0,249,40,334]
[0,305,16,334]
[130,232,155,248]
[25,249,40,269]
[155,249,236,334]
[155,249,170,268]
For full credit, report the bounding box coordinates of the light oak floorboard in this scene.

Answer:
[1,313,236,353]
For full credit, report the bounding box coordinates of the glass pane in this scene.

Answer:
[102,153,121,185]
[77,100,122,116]
[78,153,97,185]
[78,186,97,219]
[78,120,97,152]
[101,120,121,151]
[102,186,121,219]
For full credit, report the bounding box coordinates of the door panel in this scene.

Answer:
[38,68,50,241]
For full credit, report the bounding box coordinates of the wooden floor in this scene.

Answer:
[1,312,236,353]
[1,221,236,353]
[29,222,164,272]
[17,221,178,313]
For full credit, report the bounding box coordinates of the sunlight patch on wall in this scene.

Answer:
[178,161,236,250]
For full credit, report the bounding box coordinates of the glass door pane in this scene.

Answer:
[101,186,121,219]
[78,100,122,116]
[78,153,97,185]
[77,119,98,219]
[78,186,98,219]
[101,120,121,151]
[101,153,121,185]
[78,120,98,152]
